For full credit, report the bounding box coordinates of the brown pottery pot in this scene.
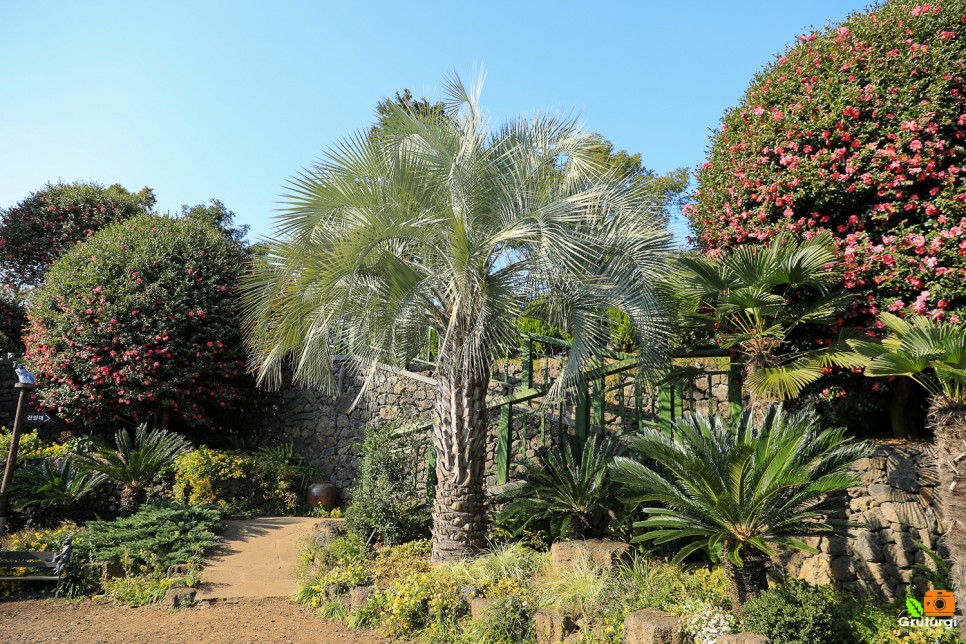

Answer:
[306,481,338,510]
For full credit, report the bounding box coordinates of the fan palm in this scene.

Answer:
[847,312,966,631]
[242,72,674,561]
[498,429,621,540]
[75,424,190,515]
[672,233,858,414]
[611,407,870,615]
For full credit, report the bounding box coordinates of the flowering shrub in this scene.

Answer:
[687,0,966,332]
[24,214,249,428]
[679,601,737,644]
[0,182,150,289]
[171,445,307,515]
[0,427,70,463]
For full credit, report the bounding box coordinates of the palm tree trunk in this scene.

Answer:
[722,547,770,618]
[118,485,144,517]
[930,403,966,640]
[430,354,490,562]
[743,355,771,420]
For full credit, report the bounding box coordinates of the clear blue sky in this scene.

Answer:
[0,1,865,244]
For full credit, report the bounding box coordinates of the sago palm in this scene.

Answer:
[75,424,190,515]
[611,407,870,615]
[242,72,674,561]
[848,312,966,632]
[498,429,621,540]
[12,456,106,522]
[672,233,858,413]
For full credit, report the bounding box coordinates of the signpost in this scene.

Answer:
[0,382,37,533]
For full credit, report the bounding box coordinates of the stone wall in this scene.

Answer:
[246,360,946,601]
[778,441,943,600]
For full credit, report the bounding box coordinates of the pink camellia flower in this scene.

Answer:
[888,300,905,312]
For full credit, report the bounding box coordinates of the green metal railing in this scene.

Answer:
[394,332,738,496]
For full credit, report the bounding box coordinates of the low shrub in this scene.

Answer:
[344,424,430,546]
[379,570,467,639]
[742,579,846,644]
[101,568,200,607]
[171,444,313,515]
[0,428,70,464]
[459,594,536,644]
[81,502,221,574]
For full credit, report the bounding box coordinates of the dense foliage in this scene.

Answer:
[25,214,249,428]
[612,407,871,613]
[0,181,152,289]
[687,0,966,332]
[344,424,431,546]
[498,430,621,540]
[171,444,314,515]
[81,502,222,573]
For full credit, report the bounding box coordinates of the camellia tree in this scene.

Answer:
[0,181,154,290]
[686,0,966,331]
[243,73,675,561]
[24,214,249,428]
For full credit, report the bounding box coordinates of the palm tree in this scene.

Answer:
[672,233,857,414]
[75,424,190,516]
[242,72,674,561]
[611,407,870,616]
[498,429,621,540]
[847,312,966,631]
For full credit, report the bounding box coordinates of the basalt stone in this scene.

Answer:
[535,609,576,644]
[622,609,682,644]
[349,585,376,611]
[550,539,631,571]
[165,587,196,608]
[716,635,770,643]
[470,597,496,620]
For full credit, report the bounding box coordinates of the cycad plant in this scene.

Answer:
[673,233,857,414]
[498,429,621,540]
[611,407,870,615]
[243,72,674,561]
[12,456,106,523]
[847,312,966,630]
[75,425,191,515]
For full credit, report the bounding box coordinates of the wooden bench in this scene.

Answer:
[0,536,74,595]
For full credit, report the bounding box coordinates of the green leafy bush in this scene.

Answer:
[25,213,250,428]
[81,502,221,574]
[344,424,430,545]
[171,444,312,515]
[460,594,536,644]
[0,181,151,289]
[742,580,845,644]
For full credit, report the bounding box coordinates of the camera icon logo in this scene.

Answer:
[924,590,956,618]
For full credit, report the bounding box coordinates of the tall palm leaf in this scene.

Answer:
[611,407,870,615]
[672,233,856,413]
[242,71,674,561]
[75,424,190,515]
[847,312,966,634]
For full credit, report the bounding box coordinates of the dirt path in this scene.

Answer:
[0,597,389,643]
[198,517,319,600]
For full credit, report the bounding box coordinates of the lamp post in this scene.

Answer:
[0,381,36,533]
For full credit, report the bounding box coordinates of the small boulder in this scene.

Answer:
[313,519,348,544]
[535,609,576,644]
[166,564,190,577]
[550,539,631,571]
[623,609,681,644]
[349,585,375,611]
[470,597,496,620]
[716,634,770,643]
[165,587,196,609]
